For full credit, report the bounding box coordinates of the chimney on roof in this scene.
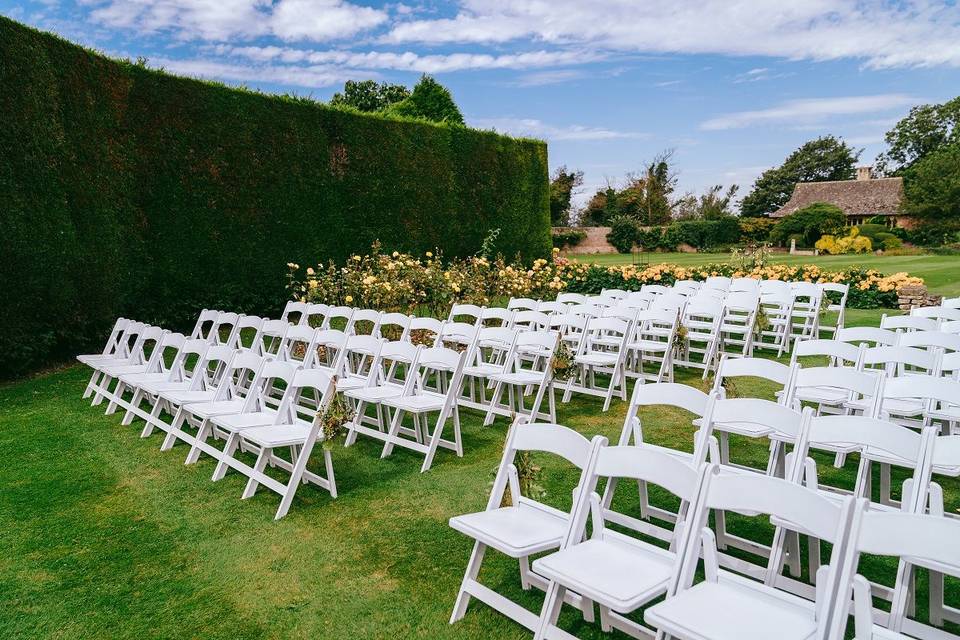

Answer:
[856,166,873,181]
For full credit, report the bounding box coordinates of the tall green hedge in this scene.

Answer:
[0,17,550,377]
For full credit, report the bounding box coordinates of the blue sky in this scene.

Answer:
[4,0,960,208]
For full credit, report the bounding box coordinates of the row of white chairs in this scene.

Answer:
[449,371,960,640]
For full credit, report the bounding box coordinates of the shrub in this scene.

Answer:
[607,216,639,253]
[738,217,777,243]
[636,226,664,251]
[854,223,889,241]
[874,233,902,251]
[0,17,550,377]
[906,221,960,247]
[551,229,587,250]
[770,202,846,247]
[815,227,872,254]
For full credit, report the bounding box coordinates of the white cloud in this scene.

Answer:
[84,0,388,42]
[512,69,585,86]
[151,56,365,88]
[217,45,601,73]
[384,0,960,69]
[700,94,916,130]
[733,67,794,83]
[470,117,645,141]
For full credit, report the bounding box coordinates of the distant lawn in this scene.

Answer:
[569,252,960,297]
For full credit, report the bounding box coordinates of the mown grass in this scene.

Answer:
[2,258,958,639]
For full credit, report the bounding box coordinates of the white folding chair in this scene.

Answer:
[485,331,558,425]
[626,309,678,383]
[89,325,167,407]
[347,308,381,336]
[321,305,354,331]
[899,330,960,356]
[675,296,724,378]
[254,318,289,357]
[563,317,632,411]
[232,368,340,518]
[818,282,849,339]
[102,331,185,416]
[834,511,960,640]
[704,275,732,292]
[731,277,760,294]
[189,309,221,340]
[377,346,467,471]
[229,315,263,350]
[275,325,319,367]
[344,340,419,439]
[883,376,960,434]
[479,306,514,328]
[408,316,445,346]
[790,338,864,370]
[645,470,860,640]
[556,292,587,305]
[944,297,960,309]
[449,419,605,633]
[448,303,484,324]
[790,281,824,342]
[300,303,328,328]
[512,310,552,332]
[457,327,516,412]
[786,365,883,419]
[196,360,301,471]
[533,446,709,640]
[940,319,960,335]
[755,292,795,357]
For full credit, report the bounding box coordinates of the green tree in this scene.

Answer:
[675,184,739,220]
[740,136,860,217]
[876,97,960,175]
[386,75,464,125]
[769,202,846,247]
[549,166,584,225]
[900,144,960,220]
[329,80,410,112]
[581,184,618,226]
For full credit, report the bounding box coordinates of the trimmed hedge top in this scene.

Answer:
[0,17,550,377]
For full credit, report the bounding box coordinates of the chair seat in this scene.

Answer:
[488,371,543,386]
[692,417,772,438]
[87,356,135,370]
[463,363,504,378]
[99,363,150,377]
[78,353,123,366]
[794,387,850,405]
[533,537,675,612]
[575,352,619,367]
[336,376,366,392]
[241,419,314,448]
[847,397,924,416]
[629,340,670,353]
[210,410,278,433]
[344,384,405,403]
[381,393,446,413]
[183,399,246,418]
[118,371,170,386]
[159,389,218,405]
[449,503,568,558]
[645,576,819,640]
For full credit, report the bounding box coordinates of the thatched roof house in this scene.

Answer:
[771,167,910,227]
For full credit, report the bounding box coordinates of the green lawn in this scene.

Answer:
[570,252,960,297]
[2,255,958,639]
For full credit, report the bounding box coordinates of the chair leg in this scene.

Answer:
[121,388,142,425]
[183,417,210,463]
[212,432,241,481]
[483,382,505,426]
[450,541,487,623]
[241,447,271,499]
[380,408,406,458]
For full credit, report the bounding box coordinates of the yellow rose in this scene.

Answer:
[345,295,353,303]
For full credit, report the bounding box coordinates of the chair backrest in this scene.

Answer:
[448,303,484,323]
[229,315,263,350]
[601,305,640,322]
[301,303,328,328]
[836,326,899,347]
[276,325,318,366]
[567,303,603,318]
[507,331,558,375]
[620,380,714,449]
[472,327,517,363]
[641,284,670,296]
[730,277,760,293]
[279,367,338,425]
[880,314,939,333]
[940,319,960,335]
[790,338,864,368]
[788,366,884,416]
[941,351,960,378]
[684,296,724,319]
[601,288,629,300]
[584,294,614,308]
[280,300,308,324]
[709,397,809,448]
[375,312,411,341]
[190,309,221,340]
[760,280,791,296]
[479,307,514,327]
[214,351,270,401]
[507,297,539,311]
[883,375,960,406]
[943,296,960,309]
[556,292,587,305]
[583,317,631,352]
[511,310,551,331]
[321,305,354,331]
[163,337,210,383]
[343,334,384,377]
[130,325,167,366]
[651,292,687,312]
[899,329,960,354]
[484,420,606,554]
[911,306,960,321]
[861,345,940,377]
[711,354,793,399]
[673,280,701,295]
[242,359,300,413]
[704,276,731,291]
[791,281,822,300]
[256,319,290,356]
[311,329,349,371]
[189,344,235,391]
[348,309,381,335]
[96,318,130,357]
[536,300,569,315]
[437,320,479,348]
[404,316,442,347]
[145,331,186,374]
